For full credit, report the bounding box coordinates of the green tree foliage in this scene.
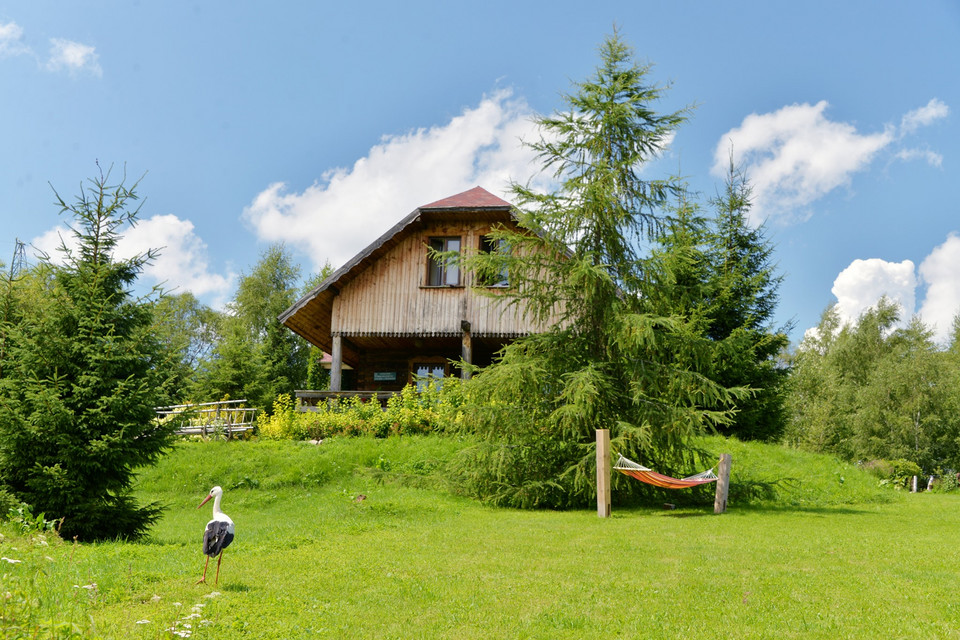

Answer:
[0,167,174,540]
[453,33,743,508]
[784,299,960,472]
[642,164,789,442]
[300,264,334,392]
[149,291,221,397]
[703,163,790,440]
[195,244,309,410]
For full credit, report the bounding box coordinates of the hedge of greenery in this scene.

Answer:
[258,379,466,440]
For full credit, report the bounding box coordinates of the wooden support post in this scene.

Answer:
[596,429,611,518]
[330,335,343,392]
[460,320,472,380]
[714,453,731,514]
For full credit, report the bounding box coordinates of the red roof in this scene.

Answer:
[420,186,511,210]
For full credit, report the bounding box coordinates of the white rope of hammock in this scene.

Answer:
[614,454,718,482]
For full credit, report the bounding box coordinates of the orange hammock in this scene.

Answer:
[614,454,718,490]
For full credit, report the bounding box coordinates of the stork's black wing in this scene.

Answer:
[202,520,234,557]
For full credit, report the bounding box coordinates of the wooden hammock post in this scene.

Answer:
[714,453,732,514]
[596,429,611,518]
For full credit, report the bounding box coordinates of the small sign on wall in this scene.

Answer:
[373,371,397,382]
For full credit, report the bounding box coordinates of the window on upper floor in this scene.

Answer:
[478,234,510,288]
[427,236,461,286]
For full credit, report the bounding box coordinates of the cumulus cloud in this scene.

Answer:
[243,89,545,271]
[820,234,960,345]
[0,21,28,57]
[917,233,960,343]
[45,38,101,76]
[713,101,893,225]
[31,215,234,305]
[714,99,948,225]
[830,258,917,328]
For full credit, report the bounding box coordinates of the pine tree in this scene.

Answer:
[0,166,174,540]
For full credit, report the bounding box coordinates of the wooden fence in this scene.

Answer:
[155,399,257,438]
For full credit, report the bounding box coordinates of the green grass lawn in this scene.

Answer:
[3,437,960,639]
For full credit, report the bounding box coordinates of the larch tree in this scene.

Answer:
[452,32,743,508]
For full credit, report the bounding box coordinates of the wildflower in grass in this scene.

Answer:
[135,619,150,624]
[203,591,221,598]
[151,594,161,603]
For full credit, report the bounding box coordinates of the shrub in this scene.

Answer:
[260,379,466,441]
[872,459,924,490]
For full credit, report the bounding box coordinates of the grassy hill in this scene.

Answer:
[4,435,956,639]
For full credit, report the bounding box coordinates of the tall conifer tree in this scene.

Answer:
[0,166,173,540]
[454,33,742,508]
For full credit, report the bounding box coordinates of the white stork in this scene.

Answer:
[196,485,234,585]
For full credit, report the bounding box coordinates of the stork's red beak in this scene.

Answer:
[198,494,212,509]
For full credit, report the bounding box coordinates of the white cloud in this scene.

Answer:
[45,38,101,77]
[819,234,960,346]
[830,258,917,327]
[242,89,544,271]
[0,21,29,57]
[900,98,949,135]
[895,147,943,168]
[917,233,960,344]
[30,215,234,305]
[121,215,235,303]
[713,101,893,225]
[714,99,948,225]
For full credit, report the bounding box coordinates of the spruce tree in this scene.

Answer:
[0,166,173,540]
[704,161,790,440]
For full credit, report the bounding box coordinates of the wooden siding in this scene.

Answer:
[330,220,544,338]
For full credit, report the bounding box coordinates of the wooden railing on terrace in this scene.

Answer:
[295,390,395,411]
[155,399,257,438]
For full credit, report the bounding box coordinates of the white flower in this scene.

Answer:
[203,591,221,598]
[135,619,150,624]
[150,594,161,603]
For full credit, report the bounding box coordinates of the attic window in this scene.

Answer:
[479,235,510,288]
[427,237,461,286]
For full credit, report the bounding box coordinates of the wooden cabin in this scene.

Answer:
[280,186,554,395]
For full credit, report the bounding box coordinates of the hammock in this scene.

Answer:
[613,454,718,490]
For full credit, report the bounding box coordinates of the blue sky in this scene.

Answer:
[1,1,958,346]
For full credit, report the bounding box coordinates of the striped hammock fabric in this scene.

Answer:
[613,454,719,490]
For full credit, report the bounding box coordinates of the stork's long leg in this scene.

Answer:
[214,549,225,585]
[197,555,211,584]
